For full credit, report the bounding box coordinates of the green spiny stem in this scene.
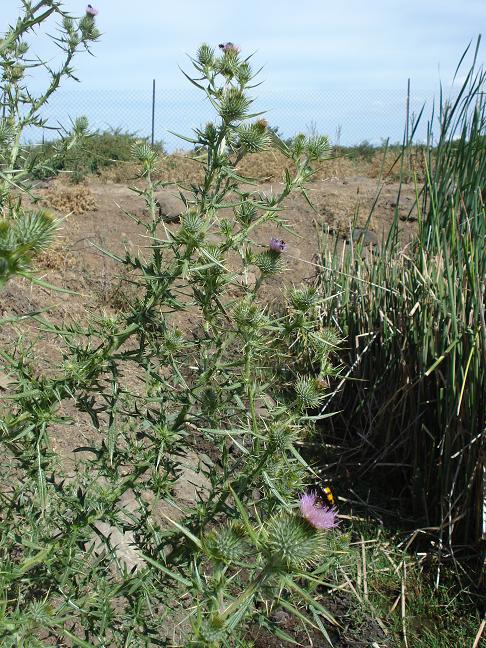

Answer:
[217,565,271,622]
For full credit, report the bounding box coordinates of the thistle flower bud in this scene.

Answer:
[201,121,218,145]
[255,250,284,276]
[197,44,214,67]
[86,4,98,17]
[178,210,207,246]
[235,200,257,225]
[4,64,25,82]
[73,115,89,136]
[289,287,318,312]
[294,375,324,410]
[14,209,57,252]
[236,62,252,86]
[305,134,331,161]
[291,133,306,158]
[180,210,204,235]
[237,122,271,153]
[232,299,264,328]
[63,16,75,33]
[162,327,185,354]
[269,238,287,253]
[264,513,329,570]
[268,425,298,452]
[219,87,251,123]
[131,141,158,173]
[204,523,248,563]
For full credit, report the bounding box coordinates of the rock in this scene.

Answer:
[351,227,379,247]
[235,271,257,290]
[271,609,291,627]
[91,489,145,572]
[92,519,145,572]
[155,191,184,223]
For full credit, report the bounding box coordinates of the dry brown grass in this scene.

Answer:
[43,185,98,215]
[99,156,204,186]
[36,236,76,271]
[97,146,427,188]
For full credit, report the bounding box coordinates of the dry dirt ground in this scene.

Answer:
[0,171,415,646]
[1,172,416,324]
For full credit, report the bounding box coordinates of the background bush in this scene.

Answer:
[28,128,166,182]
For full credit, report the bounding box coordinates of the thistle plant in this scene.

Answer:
[0,39,345,646]
[0,1,99,286]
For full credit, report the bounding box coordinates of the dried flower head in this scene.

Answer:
[315,376,329,391]
[299,492,338,530]
[255,118,268,132]
[86,4,98,16]
[218,42,240,54]
[269,238,287,253]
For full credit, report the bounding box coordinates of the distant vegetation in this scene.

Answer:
[27,128,426,185]
[28,128,166,182]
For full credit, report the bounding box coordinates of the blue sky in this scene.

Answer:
[1,1,484,147]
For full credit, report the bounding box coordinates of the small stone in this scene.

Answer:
[271,609,291,627]
[235,271,257,289]
[154,191,184,223]
[351,228,378,247]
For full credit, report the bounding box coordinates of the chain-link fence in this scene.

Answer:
[21,83,459,151]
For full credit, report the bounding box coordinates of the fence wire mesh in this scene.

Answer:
[17,83,460,151]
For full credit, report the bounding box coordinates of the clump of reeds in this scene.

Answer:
[314,40,485,551]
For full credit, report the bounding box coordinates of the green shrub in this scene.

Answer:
[346,139,376,161]
[0,2,99,285]
[28,128,166,182]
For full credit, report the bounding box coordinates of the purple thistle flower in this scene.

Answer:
[218,42,240,54]
[299,492,339,530]
[269,238,287,253]
[86,4,98,16]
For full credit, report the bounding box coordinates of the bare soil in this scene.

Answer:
[1,172,416,324]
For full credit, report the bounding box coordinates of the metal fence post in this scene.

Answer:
[405,78,410,144]
[151,79,156,146]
